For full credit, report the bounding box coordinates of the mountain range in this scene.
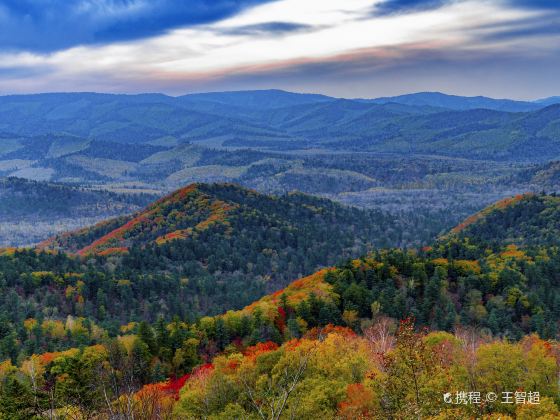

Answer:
[1,90,560,201]
[1,89,560,251]
[1,90,560,167]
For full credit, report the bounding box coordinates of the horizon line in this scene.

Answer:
[0,88,557,103]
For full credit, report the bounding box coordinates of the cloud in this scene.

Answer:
[216,22,315,36]
[0,65,52,78]
[506,0,560,10]
[0,0,559,99]
[0,0,274,52]
[477,14,560,42]
[370,0,560,16]
[371,0,454,16]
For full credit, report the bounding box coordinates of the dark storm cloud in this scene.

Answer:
[0,0,274,52]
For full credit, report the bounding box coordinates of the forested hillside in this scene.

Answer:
[39,182,400,257]
[2,192,560,418]
[449,193,560,246]
[1,183,432,341]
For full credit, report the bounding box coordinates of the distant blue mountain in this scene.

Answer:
[364,91,542,112]
[1,89,560,163]
[0,91,287,142]
[179,89,333,109]
[181,89,560,112]
[535,96,560,106]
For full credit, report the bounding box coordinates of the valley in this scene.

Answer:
[0,177,157,246]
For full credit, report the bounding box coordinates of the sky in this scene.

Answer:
[0,0,559,99]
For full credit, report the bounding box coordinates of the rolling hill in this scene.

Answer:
[179,88,332,109]
[38,182,399,257]
[536,96,560,106]
[0,92,290,144]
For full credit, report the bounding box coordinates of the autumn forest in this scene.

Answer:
[1,182,560,418]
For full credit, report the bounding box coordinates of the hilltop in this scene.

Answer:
[40,182,397,257]
[367,91,543,112]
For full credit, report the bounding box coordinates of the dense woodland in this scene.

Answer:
[2,191,560,417]
[0,182,427,366]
